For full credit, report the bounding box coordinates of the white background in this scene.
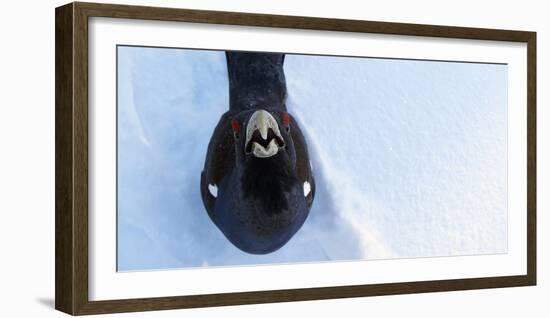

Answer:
[0,0,547,316]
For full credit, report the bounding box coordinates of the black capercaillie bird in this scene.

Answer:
[200,52,315,254]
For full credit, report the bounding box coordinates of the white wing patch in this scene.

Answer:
[208,183,218,198]
[303,181,311,197]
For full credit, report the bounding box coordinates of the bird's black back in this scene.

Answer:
[226,52,287,111]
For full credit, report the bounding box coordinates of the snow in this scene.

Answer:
[116,46,507,271]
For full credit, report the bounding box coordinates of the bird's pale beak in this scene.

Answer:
[245,110,285,158]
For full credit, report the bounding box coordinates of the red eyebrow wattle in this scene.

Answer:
[282,112,290,125]
[231,118,240,131]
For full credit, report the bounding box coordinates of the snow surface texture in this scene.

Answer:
[117,46,508,271]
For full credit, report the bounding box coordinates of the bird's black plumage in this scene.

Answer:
[226,52,287,111]
[200,52,315,254]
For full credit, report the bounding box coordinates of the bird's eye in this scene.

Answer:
[281,112,290,132]
[231,118,240,139]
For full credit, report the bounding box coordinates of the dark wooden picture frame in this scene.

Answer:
[55,2,536,315]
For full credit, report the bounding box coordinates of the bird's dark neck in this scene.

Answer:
[226,52,287,112]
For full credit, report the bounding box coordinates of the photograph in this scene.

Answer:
[116,45,508,271]
[51,2,537,315]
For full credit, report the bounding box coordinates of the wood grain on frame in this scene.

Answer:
[55,3,75,314]
[55,2,537,315]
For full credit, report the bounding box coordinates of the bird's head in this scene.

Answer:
[229,108,299,215]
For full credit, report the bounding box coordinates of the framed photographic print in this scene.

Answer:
[55,2,537,315]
